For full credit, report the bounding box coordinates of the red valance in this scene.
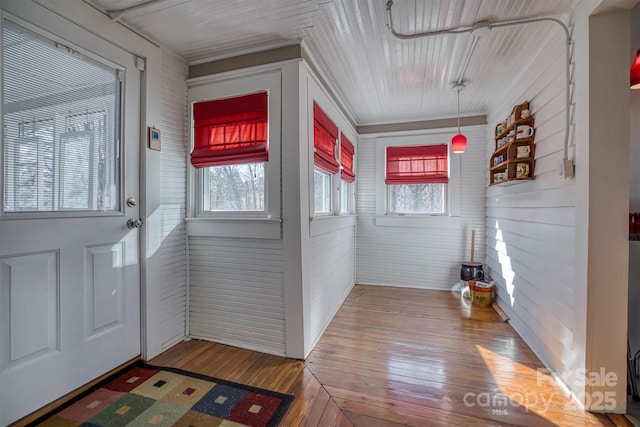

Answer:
[313,102,340,174]
[340,133,355,183]
[191,92,268,168]
[385,144,448,184]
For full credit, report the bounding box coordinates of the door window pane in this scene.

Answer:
[2,21,121,213]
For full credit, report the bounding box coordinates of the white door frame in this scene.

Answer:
[3,0,166,360]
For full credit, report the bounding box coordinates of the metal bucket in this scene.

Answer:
[460,262,484,281]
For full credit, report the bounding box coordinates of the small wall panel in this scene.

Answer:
[189,237,286,356]
[159,52,188,351]
[85,243,124,337]
[309,226,355,348]
[0,251,58,368]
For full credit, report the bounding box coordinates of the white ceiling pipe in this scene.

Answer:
[385,0,572,165]
[105,0,172,22]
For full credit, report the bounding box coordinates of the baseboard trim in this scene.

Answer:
[608,413,635,426]
[10,356,141,427]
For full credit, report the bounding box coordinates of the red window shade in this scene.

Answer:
[191,92,268,168]
[385,144,449,184]
[313,102,340,174]
[340,133,355,183]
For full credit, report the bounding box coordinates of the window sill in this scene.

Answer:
[310,214,356,237]
[375,215,461,229]
[185,217,281,239]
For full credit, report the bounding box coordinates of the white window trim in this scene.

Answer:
[186,217,281,239]
[340,179,354,214]
[199,163,267,218]
[186,71,281,238]
[313,167,334,216]
[310,214,356,237]
[375,132,461,229]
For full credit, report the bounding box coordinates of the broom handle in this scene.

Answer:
[471,230,475,264]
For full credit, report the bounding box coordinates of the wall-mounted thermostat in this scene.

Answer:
[148,126,161,151]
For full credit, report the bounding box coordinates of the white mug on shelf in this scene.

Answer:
[516,124,534,139]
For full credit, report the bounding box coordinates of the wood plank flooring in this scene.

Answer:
[151,285,617,426]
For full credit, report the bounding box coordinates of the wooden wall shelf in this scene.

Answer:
[489,101,536,185]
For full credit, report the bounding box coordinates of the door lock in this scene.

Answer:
[126,218,143,229]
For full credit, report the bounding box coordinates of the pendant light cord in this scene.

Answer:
[456,89,461,133]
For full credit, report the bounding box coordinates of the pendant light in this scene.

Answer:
[632,50,640,89]
[452,83,467,153]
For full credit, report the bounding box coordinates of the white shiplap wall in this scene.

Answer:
[159,51,188,351]
[188,237,286,356]
[356,127,487,289]
[484,29,574,378]
[308,226,355,346]
[303,69,358,353]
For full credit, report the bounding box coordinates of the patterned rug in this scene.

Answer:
[31,362,294,427]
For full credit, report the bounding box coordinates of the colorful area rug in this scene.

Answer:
[31,362,294,427]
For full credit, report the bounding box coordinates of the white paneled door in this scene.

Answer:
[0,10,141,426]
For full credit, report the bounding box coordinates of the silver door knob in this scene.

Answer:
[127,217,143,229]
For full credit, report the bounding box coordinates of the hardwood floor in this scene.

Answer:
[151,285,617,426]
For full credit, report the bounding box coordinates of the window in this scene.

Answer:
[339,133,355,214]
[388,184,445,214]
[191,92,268,214]
[375,135,460,228]
[2,21,120,214]
[314,169,332,214]
[203,163,264,211]
[187,72,281,238]
[340,180,351,213]
[313,102,339,214]
[385,144,448,215]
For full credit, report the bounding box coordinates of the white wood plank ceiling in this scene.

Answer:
[89,0,577,125]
